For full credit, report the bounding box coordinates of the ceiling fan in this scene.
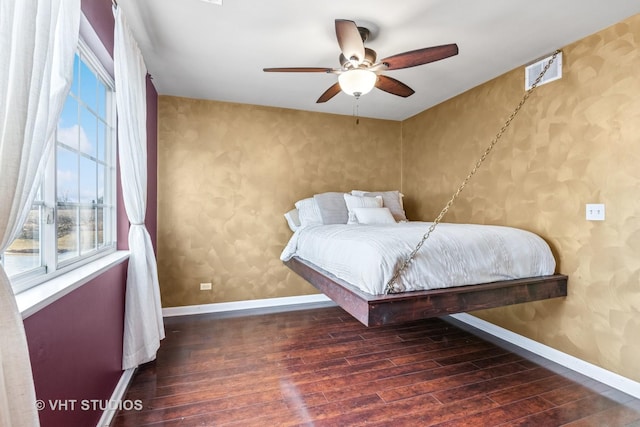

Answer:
[263,19,459,103]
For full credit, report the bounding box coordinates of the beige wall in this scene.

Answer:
[158,15,639,383]
[402,15,640,381]
[157,98,401,307]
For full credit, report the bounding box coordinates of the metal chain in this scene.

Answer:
[385,50,561,294]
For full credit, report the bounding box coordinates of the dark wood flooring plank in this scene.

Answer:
[313,393,442,426]
[111,306,640,427]
[433,347,509,366]
[562,403,640,426]
[430,396,556,427]
[507,394,622,426]
[471,352,528,368]
[345,335,485,366]
[488,375,578,405]
[432,366,557,404]
[541,382,617,406]
[378,361,530,403]
[364,396,501,427]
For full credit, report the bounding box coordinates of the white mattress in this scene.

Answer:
[281,222,556,295]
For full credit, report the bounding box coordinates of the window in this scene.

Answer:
[1,39,117,293]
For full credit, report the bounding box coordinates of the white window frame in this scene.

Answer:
[4,33,118,295]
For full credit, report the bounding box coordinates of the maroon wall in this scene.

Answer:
[80,0,114,55]
[23,0,159,426]
[146,75,158,253]
[24,262,128,427]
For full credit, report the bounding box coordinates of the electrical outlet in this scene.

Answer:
[200,282,212,291]
[586,204,605,221]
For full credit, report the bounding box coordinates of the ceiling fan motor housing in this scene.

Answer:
[340,48,377,69]
[263,19,459,103]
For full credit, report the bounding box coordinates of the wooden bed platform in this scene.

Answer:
[285,256,568,327]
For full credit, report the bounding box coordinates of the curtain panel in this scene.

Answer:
[114,6,165,370]
[0,1,80,426]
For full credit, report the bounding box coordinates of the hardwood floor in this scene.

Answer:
[112,304,640,426]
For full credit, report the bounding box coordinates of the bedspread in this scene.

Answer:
[281,222,556,295]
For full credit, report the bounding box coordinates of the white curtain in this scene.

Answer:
[0,0,80,426]
[114,6,165,370]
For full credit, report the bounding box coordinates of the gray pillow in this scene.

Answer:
[364,191,407,222]
[313,192,349,224]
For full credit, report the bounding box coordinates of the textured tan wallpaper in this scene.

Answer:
[402,15,640,381]
[157,98,400,307]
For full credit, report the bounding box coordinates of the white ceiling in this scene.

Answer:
[119,0,640,121]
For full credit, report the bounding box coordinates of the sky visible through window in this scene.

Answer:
[2,50,114,280]
[57,53,108,205]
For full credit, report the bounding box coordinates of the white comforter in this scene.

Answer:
[281,222,556,295]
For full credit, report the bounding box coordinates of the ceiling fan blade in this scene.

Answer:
[375,75,415,97]
[381,43,459,70]
[263,67,333,73]
[316,82,342,103]
[335,19,365,64]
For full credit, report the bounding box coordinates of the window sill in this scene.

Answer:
[16,250,130,319]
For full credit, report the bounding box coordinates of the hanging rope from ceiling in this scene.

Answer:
[385,50,562,294]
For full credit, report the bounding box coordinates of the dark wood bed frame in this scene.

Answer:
[285,256,568,327]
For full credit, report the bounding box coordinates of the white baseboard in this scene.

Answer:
[96,367,136,427]
[162,294,334,318]
[448,313,640,400]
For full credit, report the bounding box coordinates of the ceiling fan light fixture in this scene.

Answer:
[338,69,377,97]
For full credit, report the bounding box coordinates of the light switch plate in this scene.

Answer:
[586,204,605,221]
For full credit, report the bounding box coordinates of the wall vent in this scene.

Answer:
[525,52,562,90]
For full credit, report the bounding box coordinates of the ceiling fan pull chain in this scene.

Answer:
[384,50,561,294]
[353,97,360,125]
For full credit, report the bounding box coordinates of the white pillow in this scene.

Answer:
[343,194,383,224]
[294,198,322,227]
[353,207,396,225]
[284,209,301,232]
[351,190,405,209]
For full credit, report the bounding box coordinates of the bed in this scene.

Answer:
[281,191,568,326]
